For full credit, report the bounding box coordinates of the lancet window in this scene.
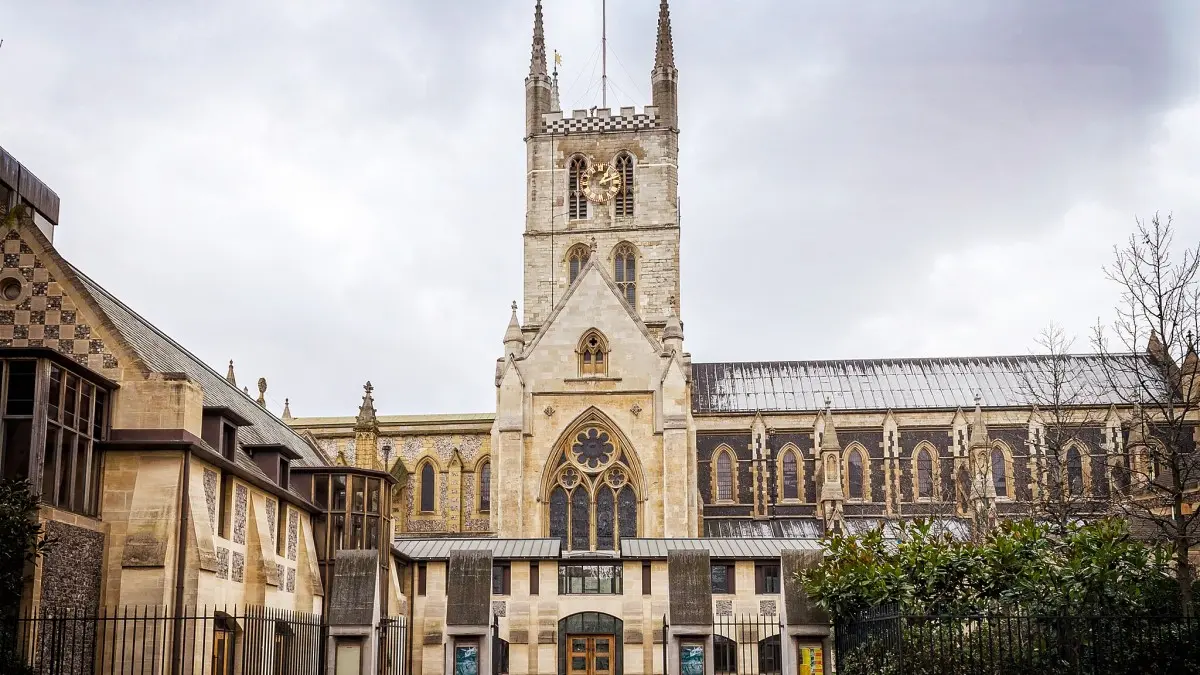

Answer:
[547,422,640,551]
[568,244,590,284]
[614,152,634,218]
[568,156,588,220]
[613,243,636,308]
[579,330,608,377]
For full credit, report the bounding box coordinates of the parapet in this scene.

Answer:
[540,105,660,135]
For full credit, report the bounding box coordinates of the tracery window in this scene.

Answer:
[613,243,636,308]
[614,152,634,218]
[547,421,639,551]
[568,156,587,220]
[1067,446,1085,496]
[916,447,933,499]
[478,460,491,512]
[578,330,608,377]
[568,244,590,285]
[992,446,1009,498]
[715,449,734,501]
[780,447,800,501]
[419,461,436,513]
[846,448,864,500]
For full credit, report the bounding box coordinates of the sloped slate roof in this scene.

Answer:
[620,538,821,559]
[69,265,327,467]
[692,354,1151,414]
[393,538,561,560]
[704,519,824,539]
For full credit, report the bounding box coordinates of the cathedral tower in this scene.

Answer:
[522,0,681,336]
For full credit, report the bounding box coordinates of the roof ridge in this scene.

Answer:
[692,352,1142,368]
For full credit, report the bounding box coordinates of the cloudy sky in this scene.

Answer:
[2,0,1198,417]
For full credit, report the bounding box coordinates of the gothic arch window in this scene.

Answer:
[418,460,437,513]
[845,446,866,501]
[778,444,802,501]
[713,446,736,502]
[567,243,591,284]
[915,446,934,500]
[1066,444,1086,496]
[545,416,641,551]
[614,152,634,218]
[568,156,588,220]
[578,330,609,377]
[613,242,637,308]
[992,443,1014,500]
[478,459,491,513]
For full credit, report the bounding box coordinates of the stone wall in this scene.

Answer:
[40,518,105,611]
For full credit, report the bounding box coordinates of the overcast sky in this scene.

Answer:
[2,0,1199,417]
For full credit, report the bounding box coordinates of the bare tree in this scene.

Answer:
[1093,213,1200,615]
[1017,324,1109,532]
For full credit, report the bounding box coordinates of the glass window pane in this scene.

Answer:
[570,488,590,551]
[365,515,379,550]
[992,448,1007,496]
[848,450,864,499]
[549,487,568,548]
[420,464,435,512]
[314,474,329,509]
[332,514,346,551]
[73,440,90,510]
[2,418,31,483]
[782,453,798,500]
[479,463,491,512]
[48,367,62,422]
[314,518,327,558]
[63,373,78,428]
[350,514,364,549]
[352,475,365,513]
[367,478,380,514]
[596,488,615,550]
[78,383,93,433]
[618,485,637,540]
[58,431,76,509]
[92,391,106,440]
[41,427,59,503]
[6,361,36,416]
[88,443,103,515]
[332,474,347,511]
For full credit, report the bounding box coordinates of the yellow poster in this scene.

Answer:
[798,645,823,675]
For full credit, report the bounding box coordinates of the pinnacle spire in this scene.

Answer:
[282,398,292,421]
[969,394,989,449]
[821,404,841,451]
[550,63,562,112]
[226,360,237,386]
[654,0,675,71]
[355,381,378,431]
[530,1,548,78]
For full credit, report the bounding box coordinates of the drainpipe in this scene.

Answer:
[171,448,191,675]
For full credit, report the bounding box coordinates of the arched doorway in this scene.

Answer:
[558,612,623,675]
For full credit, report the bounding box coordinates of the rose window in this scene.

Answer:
[572,427,615,470]
[559,467,581,489]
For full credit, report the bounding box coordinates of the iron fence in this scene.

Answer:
[835,606,1200,675]
[378,616,408,675]
[711,614,782,675]
[3,605,326,675]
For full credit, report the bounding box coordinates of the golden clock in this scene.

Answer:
[581,163,623,204]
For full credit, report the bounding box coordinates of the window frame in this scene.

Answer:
[914,445,934,501]
[713,446,736,503]
[755,563,780,594]
[529,561,539,595]
[567,156,588,220]
[478,459,491,513]
[613,152,635,219]
[578,330,609,377]
[34,359,111,517]
[710,562,736,595]
[991,442,1013,500]
[418,461,437,513]
[845,446,866,501]
[612,243,637,309]
[777,444,802,502]
[492,562,511,596]
[567,244,591,285]
[557,563,623,595]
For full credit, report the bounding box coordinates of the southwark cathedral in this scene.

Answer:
[0,2,1180,675]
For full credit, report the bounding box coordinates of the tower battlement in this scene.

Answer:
[540,106,660,135]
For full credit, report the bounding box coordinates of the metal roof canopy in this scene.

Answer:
[620,538,822,559]
[393,538,561,561]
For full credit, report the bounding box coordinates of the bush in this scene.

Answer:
[0,479,52,674]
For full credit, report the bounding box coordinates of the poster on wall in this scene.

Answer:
[798,645,824,675]
[455,645,479,675]
[680,645,705,675]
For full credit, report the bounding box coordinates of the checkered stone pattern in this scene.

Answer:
[0,230,119,371]
[232,552,245,583]
[715,600,733,616]
[216,547,229,579]
[543,113,658,135]
[286,510,299,561]
[232,484,248,544]
[286,567,296,593]
[760,600,777,616]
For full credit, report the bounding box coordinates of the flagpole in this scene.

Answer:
[601,0,607,108]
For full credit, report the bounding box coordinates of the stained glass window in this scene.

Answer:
[716,451,733,501]
[572,427,615,468]
[549,487,568,547]
[991,447,1007,497]
[419,463,435,512]
[847,449,864,500]
[618,485,637,540]
[1067,446,1084,496]
[917,448,933,499]
[596,488,615,550]
[571,488,590,551]
[479,461,491,512]
[781,451,799,500]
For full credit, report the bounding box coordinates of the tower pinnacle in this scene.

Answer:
[530,0,547,78]
[654,0,675,71]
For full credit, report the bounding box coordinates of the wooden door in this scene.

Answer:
[567,635,615,675]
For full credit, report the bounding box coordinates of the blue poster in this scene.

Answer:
[681,645,705,675]
[455,645,478,675]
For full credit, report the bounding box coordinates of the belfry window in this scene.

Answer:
[547,420,639,551]
[579,330,608,377]
[568,244,590,285]
[613,243,636,308]
[614,152,634,218]
[568,156,587,220]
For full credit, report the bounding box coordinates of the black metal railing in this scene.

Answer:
[4,605,326,675]
[711,614,783,675]
[378,616,408,675]
[835,607,1200,675]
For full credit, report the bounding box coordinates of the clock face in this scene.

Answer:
[581,163,623,204]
